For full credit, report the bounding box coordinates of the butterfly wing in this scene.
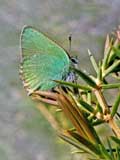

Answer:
[20,26,70,94]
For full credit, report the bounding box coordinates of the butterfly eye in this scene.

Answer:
[70,56,78,64]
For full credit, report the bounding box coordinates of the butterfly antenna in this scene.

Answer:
[68,34,72,53]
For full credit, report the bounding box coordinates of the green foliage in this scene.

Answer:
[31,27,120,160]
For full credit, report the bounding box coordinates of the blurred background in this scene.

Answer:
[0,0,120,159]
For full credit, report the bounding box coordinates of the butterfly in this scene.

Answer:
[19,26,77,95]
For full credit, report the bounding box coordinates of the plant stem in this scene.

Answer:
[108,118,120,138]
[94,89,109,114]
[93,88,120,137]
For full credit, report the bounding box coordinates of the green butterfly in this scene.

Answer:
[20,26,77,95]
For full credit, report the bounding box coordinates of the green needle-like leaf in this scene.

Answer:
[104,35,110,56]
[111,136,120,145]
[54,80,91,91]
[96,103,103,113]
[88,49,98,73]
[68,131,101,156]
[99,144,113,160]
[101,83,120,89]
[102,49,111,70]
[87,91,92,105]
[79,100,94,113]
[59,133,91,153]
[117,147,120,160]
[103,60,120,78]
[72,68,97,88]
[107,139,114,159]
[92,119,104,126]
[107,39,119,65]
[111,92,120,118]
[97,61,102,81]
[112,46,120,58]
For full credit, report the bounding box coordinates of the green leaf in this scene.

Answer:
[87,91,92,105]
[111,136,120,145]
[104,35,110,55]
[99,144,113,160]
[88,49,98,73]
[54,80,91,91]
[112,46,120,58]
[68,131,101,156]
[92,119,104,126]
[97,61,102,81]
[96,103,103,113]
[107,39,119,65]
[59,133,92,154]
[103,60,120,77]
[117,147,120,160]
[101,83,120,89]
[102,38,112,70]
[79,100,94,113]
[107,139,114,159]
[71,68,97,88]
[111,92,120,118]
